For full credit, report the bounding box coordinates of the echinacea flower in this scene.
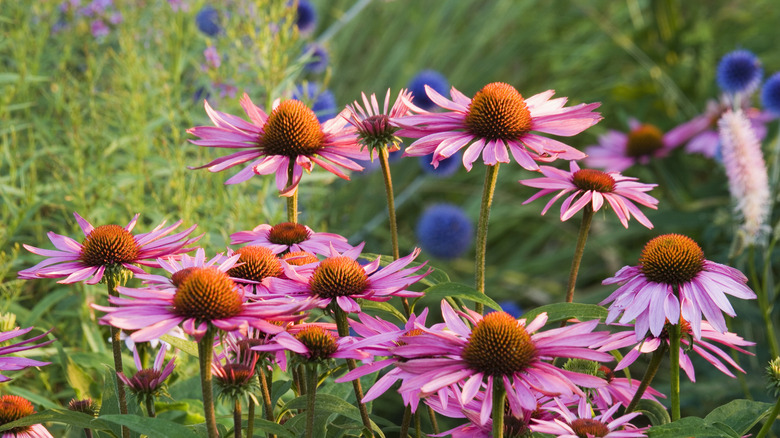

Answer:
[531,398,647,438]
[18,212,200,285]
[719,109,771,246]
[344,89,415,159]
[118,344,176,399]
[67,398,99,416]
[399,82,601,171]
[0,395,53,438]
[229,222,352,255]
[584,119,688,172]
[600,234,757,341]
[267,242,430,313]
[212,337,260,401]
[717,50,762,95]
[519,161,658,228]
[225,246,284,296]
[0,327,54,382]
[187,94,367,196]
[253,325,365,363]
[94,263,310,342]
[601,320,754,382]
[415,204,473,259]
[394,300,611,424]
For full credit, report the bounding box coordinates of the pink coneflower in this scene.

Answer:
[584,119,688,172]
[519,161,658,228]
[225,246,284,296]
[134,248,235,290]
[719,109,771,246]
[344,88,416,159]
[397,82,601,171]
[590,365,665,411]
[0,395,53,438]
[94,264,310,342]
[187,94,368,196]
[600,234,756,341]
[212,337,259,401]
[18,212,200,285]
[266,243,429,313]
[229,222,352,255]
[0,327,53,382]
[118,344,176,400]
[252,325,366,363]
[394,300,611,424]
[531,398,647,438]
[602,320,754,382]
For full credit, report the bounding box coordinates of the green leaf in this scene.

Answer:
[251,419,295,438]
[160,334,199,357]
[283,393,386,437]
[358,300,407,323]
[100,414,201,438]
[636,399,671,426]
[703,399,774,435]
[0,409,115,435]
[520,303,608,324]
[412,282,501,312]
[647,417,727,437]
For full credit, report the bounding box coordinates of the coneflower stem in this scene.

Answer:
[287,160,298,223]
[426,405,439,434]
[669,321,682,421]
[492,379,506,438]
[377,147,411,317]
[756,396,780,438]
[258,365,275,423]
[106,276,130,438]
[399,405,412,438]
[247,398,256,438]
[475,163,500,314]
[233,399,242,438]
[414,409,421,438]
[333,306,374,437]
[625,344,666,414]
[84,429,94,438]
[145,397,156,418]
[565,206,594,304]
[198,326,219,438]
[305,363,318,438]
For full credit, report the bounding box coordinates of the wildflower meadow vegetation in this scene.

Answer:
[4,1,780,437]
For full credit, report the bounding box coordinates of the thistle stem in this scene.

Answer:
[492,380,506,438]
[233,399,242,438]
[564,206,594,304]
[669,321,681,421]
[399,405,412,438]
[475,163,500,314]
[333,306,374,437]
[305,363,318,438]
[106,276,130,438]
[287,160,298,223]
[625,344,667,414]
[756,396,780,438]
[198,326,219,438]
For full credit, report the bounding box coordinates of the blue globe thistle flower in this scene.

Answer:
[295,0,317,35]
[416,204,473,259]
[293,83,337,123]
[717,50,762,94]
[407,70,449,111]
[419,152,460,177]
[302,43,329,74]
[196,5,221,37]
[761,72,780,115]
[497,300,523,319]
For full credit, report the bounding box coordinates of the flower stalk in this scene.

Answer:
[198,326,219,438]
[564,205,594,304]
[475,163,500,314]
[106,274,130,438]
[492,379,506,438]
[305,363,318,438]
[333,306,374,437]
[669,320,682,421]
[287,160,298,223]
[233,399,242,438]
[625,344,667,414]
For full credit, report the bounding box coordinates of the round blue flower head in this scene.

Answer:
[293,83,337,123]
[295,0,317,35]
[419,152,460,177]
[407,70,449,111]
[716,50,762,94]
[496,300,523,319]
[761,72,780,115]
[416,204,473,259]
[303,43,329,74]
[196,5,221,37]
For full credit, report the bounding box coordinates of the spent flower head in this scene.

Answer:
[344,89,415,160]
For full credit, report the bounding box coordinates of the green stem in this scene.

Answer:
[492,380,506,438]
[475,163,500,314]
[287,160,298,223]
[669,321,681,421]
[247,398,256,438]
[414,409,421,438]
[84,429,93,438]
[106,277,130,438]
[751,246,780,358]
[426,405,439,435]
[258,365,275,423]
[145,396,156,418]
[756,396,780,438]
[198,326,219,438]
[625,344,667,414]
[564,206,594,304]
[333,306,374,437]
[233,399,242,438]
[399,405,412,438]
[305,364,318,438]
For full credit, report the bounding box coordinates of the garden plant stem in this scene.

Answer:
[305,364,318,438]
[246,398,256,438]
[287,160,298,223]
[198,326,219,438]
[333,306,374,437]
[756,396,780,438]
[669,321,681,421]
[233,400,242,438]
[564,206,594,304]
[106,276,130,438]
[378,147,411,316]
[625,345,666,414]
[475,163,500,314]
[492,380,506,438]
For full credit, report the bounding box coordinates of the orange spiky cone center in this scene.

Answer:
[465,82,532,140]
[80,224,140,266]
[462,312,536,376]
[173,267,243,320]
[639,234,704,285]
[260,100,324,157]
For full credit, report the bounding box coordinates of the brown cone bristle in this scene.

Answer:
[569,418,609,438]
[309,256,368,299]
[295,326,338,361]
[639,234,704,285]
[171,267,198,287]
[130,369,164,393]
[462,312,536,376]
[80,224,140,267]
[268,222,311,245]
[626,124,664,158]
[465,82,532,141]
[228,246,283,282]
[259,100,324,157]
[0,395,35,432]
[216,363,255,385]
[282,251,319,266]
[173,267,243,321]
[572,169,616,192]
